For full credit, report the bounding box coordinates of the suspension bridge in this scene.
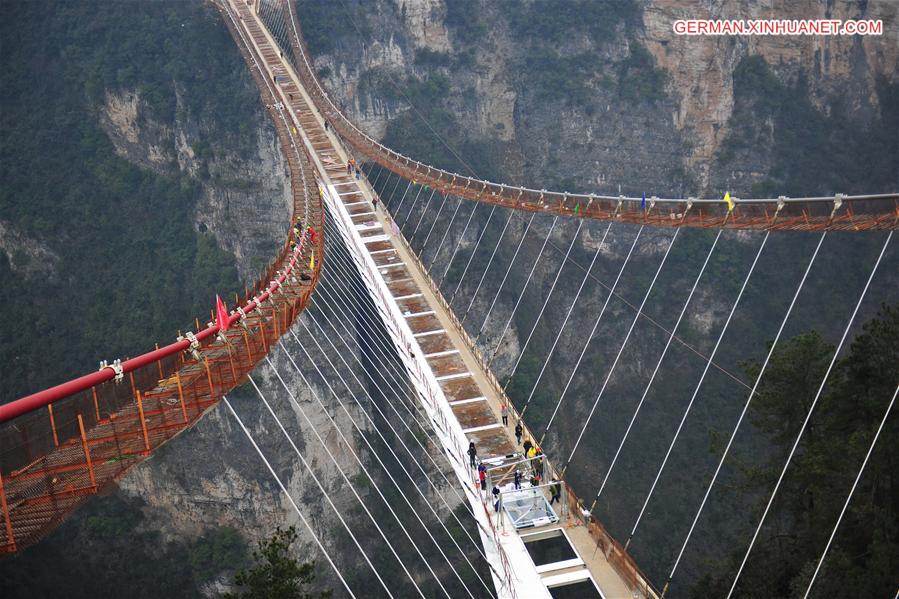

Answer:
[1,1,896,597]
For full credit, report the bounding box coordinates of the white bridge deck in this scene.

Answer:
[229,1,656,596]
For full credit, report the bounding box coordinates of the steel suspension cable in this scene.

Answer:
[727,230,893,597]
[803,384,897,599]
[540,226,645,442]
[279,0,751,392]
[487,216,559,366]
[460,209,515,324]
[661,232,828,597]
[369,163,386,190]
[245,374,399,599]
[408,188,438,238]
[438,202,484,286]
[426,196,467,273]
[448,204,499,304]
[418,193,450,256]
[310,224,498,550]
[625,231,770,550]
[400,184,425,227]
[384,172,402,209]
[299,308,497,597]
[594,229,723,503]
[291,320,487,598]
[389,181,413,215]
[391,181,415,219]
[282,327,480,599]
[543,233,753,390]
[258,356,440,597]
[306,259,501,575]
[311,228,499,526]
[517,222,611,420]
[475,212,536,338]
[563,228,681,474]
[222,395,357,598]
[502,219,584,389]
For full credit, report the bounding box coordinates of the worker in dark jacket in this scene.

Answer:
[467,442,477,468]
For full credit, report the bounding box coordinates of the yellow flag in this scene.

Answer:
[309,250,315,270]
[724,191,734,212]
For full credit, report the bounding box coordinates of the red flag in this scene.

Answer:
[215,295,230,332]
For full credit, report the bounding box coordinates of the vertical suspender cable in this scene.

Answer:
[517,222,611,419]
[475,212,536,338]
[418,193,450,256]
[594,229,723,503]
[448,203,499,304]
[426,196,466,272]
[460,208,515,323]
[438,202,483,286]
[400,184,425,227]
[408,188,438,237]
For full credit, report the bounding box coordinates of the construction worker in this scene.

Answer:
[467,442,477,468]
[523,437,533,456]
[501,403,509,426]
[549,479,561,505]
[513,469,522,490]
[515,422,523,445]
[492,485,501,512]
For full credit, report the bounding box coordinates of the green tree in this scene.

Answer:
[692,304,898,598]
[227,527,331,599]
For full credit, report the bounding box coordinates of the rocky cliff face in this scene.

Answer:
[642,0,899,192]
[303,0,897,196]
[100,88,291,282]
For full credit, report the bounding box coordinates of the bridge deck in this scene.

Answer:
[229,1,652,595]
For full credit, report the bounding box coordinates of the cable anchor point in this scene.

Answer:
[99,359,124,383]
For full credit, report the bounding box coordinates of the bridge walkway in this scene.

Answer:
[230,1,653,596]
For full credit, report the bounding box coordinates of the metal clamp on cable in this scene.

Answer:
[177,331,202,361]
[771,195,787,225]
[236,306,249,330]
[829,193,844,224]
[99,359,124,383]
